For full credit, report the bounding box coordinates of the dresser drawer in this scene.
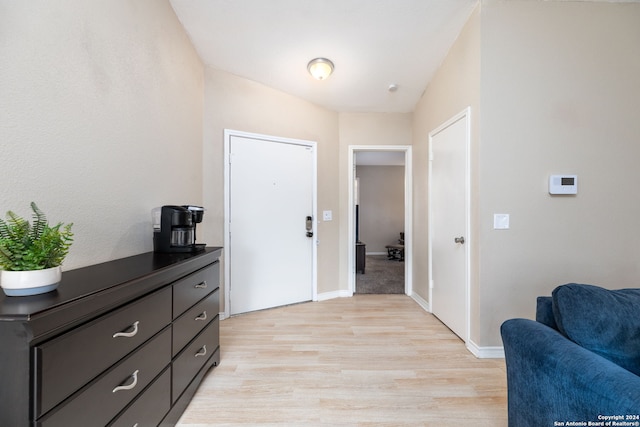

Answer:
[37,327,171,427]
[172,316,220,402]
[35,287,172,417]
[108,366,171,427]
[172,288,219,356]
[173,262,219,318]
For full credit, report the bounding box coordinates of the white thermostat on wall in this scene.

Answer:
[549,174,578,195]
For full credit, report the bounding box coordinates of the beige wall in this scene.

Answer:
[6,0,637,351]
[416,0,640,348]
[0,0,204,269]
[338,113,413,291]
[412,3,481,331]
[202,68,340,302]
[477,0,640,346]
[356,166,405,253]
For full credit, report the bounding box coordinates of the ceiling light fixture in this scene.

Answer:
[307,58,334,80]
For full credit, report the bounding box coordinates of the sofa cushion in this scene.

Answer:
[552,283,640,376]
[536,296,557,330]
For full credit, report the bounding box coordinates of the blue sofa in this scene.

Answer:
[500,283,640,427]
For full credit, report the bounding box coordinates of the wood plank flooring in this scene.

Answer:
[177,295,507,426]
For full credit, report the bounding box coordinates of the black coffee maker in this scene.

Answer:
[152,205,206,253]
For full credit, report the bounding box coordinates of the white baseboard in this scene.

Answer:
[409,293,504,359]
[410,291,431,312]
[365,251,387,256]
[467,340,505,359]
[316,289,352,301]
[222,290,352,318]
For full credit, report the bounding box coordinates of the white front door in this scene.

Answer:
[429,110,469,340]
[227,132,315,315]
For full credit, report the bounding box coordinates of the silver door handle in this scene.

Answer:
[195,345,207,357]
[454,236,465,244]
[113,370,139,393]
[113,321,139,338]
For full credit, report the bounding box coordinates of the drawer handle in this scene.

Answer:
[194,281,208,289]
[195,311,208,321]
[113,370,139,393]
[195,345,207,358]
[113,321,140,338]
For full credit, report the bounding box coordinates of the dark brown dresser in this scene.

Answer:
[356,242,366,274]
[0,247,223,427]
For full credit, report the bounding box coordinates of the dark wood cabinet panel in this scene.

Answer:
[172,288,219,356]
[172,316,220,403]
[356,242,366,274]
[108,367,171,427]
[35,287,172,416]
[172,262,219,318]
[0,247,222,427]
[160,346,220,427]
[37,326,171,427]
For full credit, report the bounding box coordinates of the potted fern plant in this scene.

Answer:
[0,202,73,296]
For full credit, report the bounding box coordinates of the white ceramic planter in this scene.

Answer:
[1,266,62,296]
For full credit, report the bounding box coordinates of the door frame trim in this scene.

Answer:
[427,107,471,344]
[223,129,318,319]
[347,145,413,296]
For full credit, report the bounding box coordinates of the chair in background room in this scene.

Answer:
[385,232,404,261]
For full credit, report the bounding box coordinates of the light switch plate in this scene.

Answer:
[323,210,332,221]
[494,214,510,229]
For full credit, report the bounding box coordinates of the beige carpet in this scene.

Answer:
[355,254,404,294]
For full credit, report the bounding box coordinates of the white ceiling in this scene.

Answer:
[169,0,478,113]
[169,0,638,114]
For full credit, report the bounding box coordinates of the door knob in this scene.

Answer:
[454,236,465,244]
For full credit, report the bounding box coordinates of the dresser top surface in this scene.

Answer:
[0,247,222,321]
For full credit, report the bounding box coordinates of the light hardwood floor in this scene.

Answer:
[177,295,507,426]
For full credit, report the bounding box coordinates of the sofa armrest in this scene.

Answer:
[501,318,640,427]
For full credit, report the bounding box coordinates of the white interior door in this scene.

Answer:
[429,111,469,340]
[228,133,315,315]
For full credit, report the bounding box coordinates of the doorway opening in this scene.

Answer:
[347,146,412,296]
